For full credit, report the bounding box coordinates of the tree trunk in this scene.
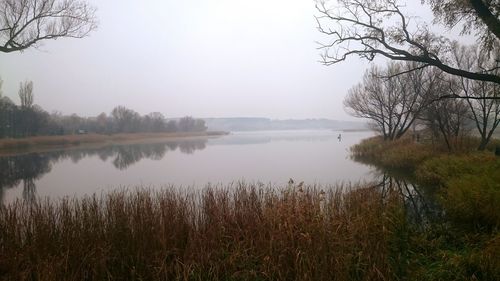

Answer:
[469,0,500,41]
[478,138,489,151]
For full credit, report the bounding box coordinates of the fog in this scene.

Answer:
[0,0,436,120]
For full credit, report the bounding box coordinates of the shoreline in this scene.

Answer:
[1,135,498,279]
[0,131,229,156]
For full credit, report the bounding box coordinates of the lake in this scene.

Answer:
[0,130,377,203]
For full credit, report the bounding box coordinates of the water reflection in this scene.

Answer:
[1,131,376,203]
[0,138,208,201]
[208,131,346,146]
[372,172,442,227]
[63,139,207,169]
[0,153,52,202]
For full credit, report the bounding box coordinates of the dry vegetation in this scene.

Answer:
[0,184,408,281]
[0,131,227,155]
[351,135,500,171]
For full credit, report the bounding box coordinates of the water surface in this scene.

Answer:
[1,130,376,203]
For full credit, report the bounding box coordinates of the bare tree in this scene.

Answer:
[111,106,142,133]
[423,82,471,151]
[178,116,207,132]
[316,0,500,85]
[0,96,15,137]
[18,80,33,108]
[0,0,97,53]
[144,112,166,132]
[95,112,108,134]
[450,45,500,150]
[344,62,435,140]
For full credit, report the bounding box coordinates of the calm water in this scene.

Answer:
[1,130,378,203]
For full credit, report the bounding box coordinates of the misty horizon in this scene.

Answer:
[0,0,430,121]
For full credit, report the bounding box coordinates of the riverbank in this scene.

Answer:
[351,136,500,280]
[350,135,500,172]
[0,131,228,155]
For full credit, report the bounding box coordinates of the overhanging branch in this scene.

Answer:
[316,0,500,85]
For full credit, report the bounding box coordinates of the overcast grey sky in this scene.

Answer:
[0,0,435,120]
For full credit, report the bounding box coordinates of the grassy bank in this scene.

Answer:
[0,131,228,155]
[351,136,500,280]
[351,136,500,171]
[1,184,409,281]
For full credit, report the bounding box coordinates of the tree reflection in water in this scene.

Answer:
[372,172,443,227]
[0,153,53,203]
[0,138,208,202]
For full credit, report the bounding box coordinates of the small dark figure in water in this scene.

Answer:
[338,134,342,142]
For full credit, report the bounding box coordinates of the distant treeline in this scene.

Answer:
[0,80,207,138]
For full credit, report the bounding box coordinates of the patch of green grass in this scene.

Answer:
[415,153,497,186]
[405,228,500,281]
[414,152,500,229]
[350,135,500,280]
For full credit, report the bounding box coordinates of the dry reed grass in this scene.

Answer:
[0,183,406,281]
[0,132,227,154]
[350,136,437,170]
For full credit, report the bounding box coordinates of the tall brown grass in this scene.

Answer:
[0,184,407,281]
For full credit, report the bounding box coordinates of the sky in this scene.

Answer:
[0,0,436,120]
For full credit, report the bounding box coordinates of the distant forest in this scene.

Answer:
[0,80,207,138]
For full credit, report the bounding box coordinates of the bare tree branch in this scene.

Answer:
[432,93,500,101]
[316,0,500,84]
[376,64,432,80]
[0,0,98,53]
